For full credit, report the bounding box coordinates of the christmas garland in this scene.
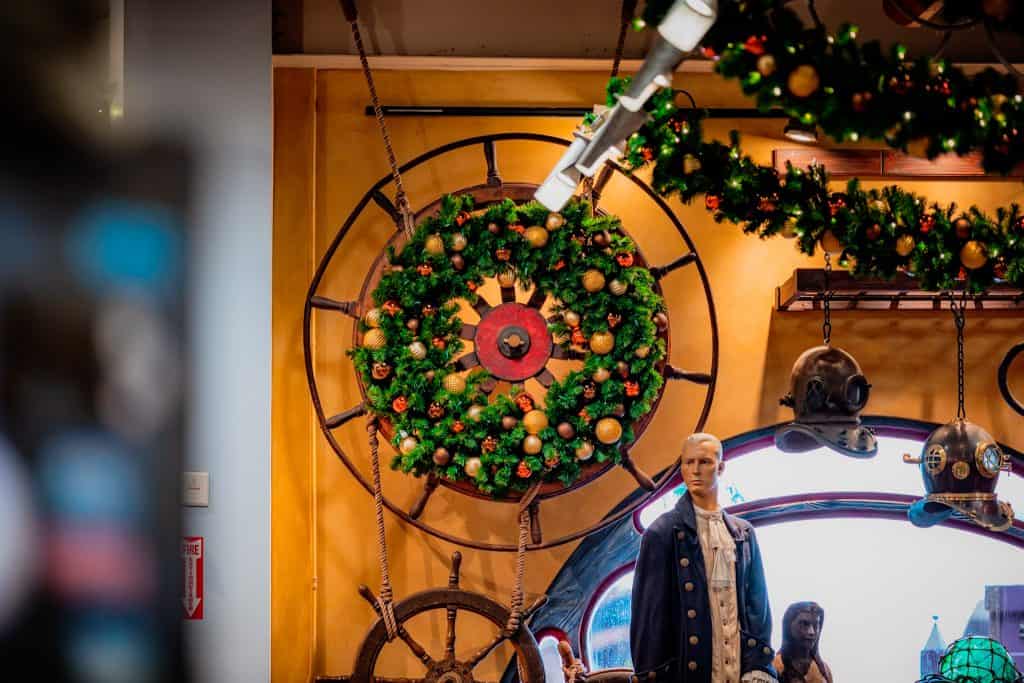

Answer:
[349,195,667,497]
[602,78,1024,291]
[639,0,1024,173]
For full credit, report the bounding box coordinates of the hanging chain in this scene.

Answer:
[822,252,833,345]
[610,0,638,78]
[949,291,968,420]
[341,0,415,238]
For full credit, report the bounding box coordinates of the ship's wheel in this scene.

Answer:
[347,552,546,683]
[304,133,719,551]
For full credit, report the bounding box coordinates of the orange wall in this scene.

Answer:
[272,66,1024,681]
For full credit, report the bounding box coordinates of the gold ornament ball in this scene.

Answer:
[363,328,386,349]
[819,230,843,254]
[781,217,799,239]
[432,448,450,466]
[592,366,611,383]
[464,457,482,478]
[787,64,820,98]
[424,234,445,255]
[443,374,467,394]
[961,240,988,270]
[563,310,581,327]
[608,279,628,296]
[408,341,427,360]
[635,345,651,359]
[467,404,484,422]
[497,270,517,288]
[575,441,595,461]
[501,415,518,431]
[757,54,777,76]
[590,330,616,355]
[896,234,916,257]
[683,154,702,174]
[363,307,383,328]
[595,417,623,445]
[525,225,549,248]
[451,233,468,252]
[523,435,543,455]
[545,213,565,230]
[582,269,606,293]
[523,409,549,435]
[399,436,419,455]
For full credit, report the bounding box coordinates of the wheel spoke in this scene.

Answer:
[650,251,697,280]
[551,346,586,361]
[483,139,502,187]
[526,286,546,309]
[371,189,403,229]
[310,295,361,318]
[619,450,655,490]
[464,631,508,668]
[534,368,555,388]
[479,378,498,395]
[460,323,477,341]
[326,403,367,429]
[408,474,439,520]
[396,628,437,669]
[455,352,480,371]
[664,364,712,385]
[472,293,495,317]
[500,285,516,304]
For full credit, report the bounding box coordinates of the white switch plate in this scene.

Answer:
[183,471,209,507]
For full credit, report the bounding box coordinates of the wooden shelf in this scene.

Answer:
[776,269,1024,312]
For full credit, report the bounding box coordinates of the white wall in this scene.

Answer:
[124,1,271,681]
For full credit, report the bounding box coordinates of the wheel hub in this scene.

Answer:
[474,302,551,382]
[427,662,475,683]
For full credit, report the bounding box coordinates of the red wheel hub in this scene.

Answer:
[474,303,552,382]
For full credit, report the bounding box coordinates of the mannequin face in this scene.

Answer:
[680,440,724,498]
[790,610,821,650]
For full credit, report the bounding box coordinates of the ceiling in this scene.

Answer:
[286,0,1024,64]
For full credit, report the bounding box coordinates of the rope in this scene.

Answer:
[949,290,968,420]
[342,0,415,238]
[822,252,833,346]
[503,506,531,636]
[366,416,399,640]
[610,0,638,78]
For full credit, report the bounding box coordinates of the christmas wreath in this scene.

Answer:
[601,77,1024,291]
[638,0,1024,174]
[348,195,667,497]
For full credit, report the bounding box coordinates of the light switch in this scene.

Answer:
[183,471,209,507]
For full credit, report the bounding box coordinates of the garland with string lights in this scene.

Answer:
[636,0,1024,173]
[348,194,667,497]
[604,76,1024,290]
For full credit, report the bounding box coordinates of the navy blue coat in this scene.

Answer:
[630,492,777,681]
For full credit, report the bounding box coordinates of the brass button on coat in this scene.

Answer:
[687,609,696,619]
[747,638,756,647]
[684,582,694,592]
[689,635,699,645]
[687,662,697,671]
[763,646,772,655]
[679,558,690,567]
[677,531,686,540]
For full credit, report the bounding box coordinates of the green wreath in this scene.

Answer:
[348,194,666,497]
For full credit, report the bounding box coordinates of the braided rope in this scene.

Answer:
[503,505,531,637]
[345,2,415,238]
[366,417,399,640]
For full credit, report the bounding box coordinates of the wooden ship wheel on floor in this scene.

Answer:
[338,552,547,683]
[304,132,720,551]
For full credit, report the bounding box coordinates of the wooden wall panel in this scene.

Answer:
[272,67,317,683]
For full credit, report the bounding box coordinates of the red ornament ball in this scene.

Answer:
[705,195,721,211]
[516,461,532,478]
[866,224,882,241]
[955,217,972,240]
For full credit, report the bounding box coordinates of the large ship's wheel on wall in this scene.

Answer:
[304,133,719,551]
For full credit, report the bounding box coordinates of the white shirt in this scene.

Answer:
[694,504,775,683]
